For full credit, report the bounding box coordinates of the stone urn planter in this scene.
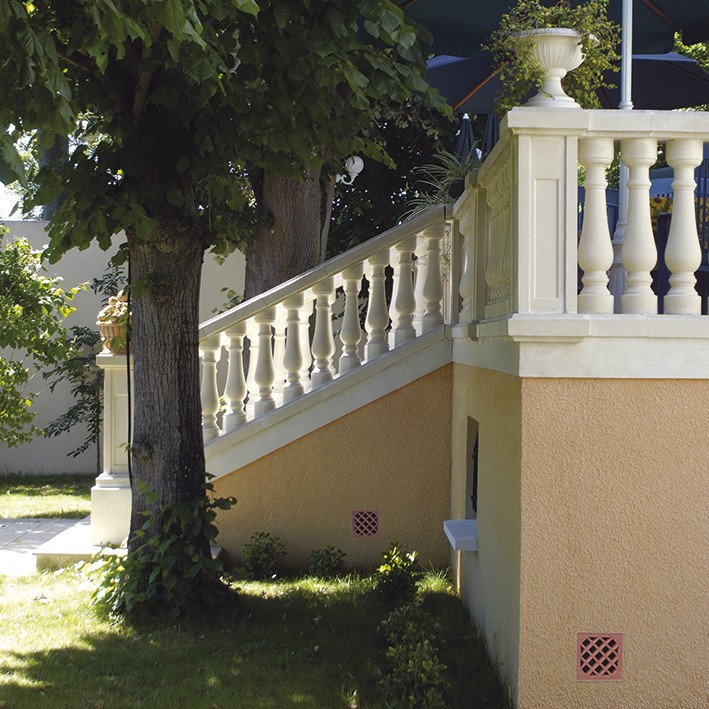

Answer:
[97,290,130,354]
[486,0,619,114]
[514,28,586,108]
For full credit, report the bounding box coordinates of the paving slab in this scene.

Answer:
[0,517,95,576]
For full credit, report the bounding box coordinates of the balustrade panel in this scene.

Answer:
[196,205,450,434]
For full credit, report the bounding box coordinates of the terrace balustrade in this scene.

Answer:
[197,207,451,441]
[194,108,709,439]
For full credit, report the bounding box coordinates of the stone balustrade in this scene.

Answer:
[198,205,451,441]
[453,108,709,321]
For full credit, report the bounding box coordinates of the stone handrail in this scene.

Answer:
[453,107,709,322]
[198,204,453,441]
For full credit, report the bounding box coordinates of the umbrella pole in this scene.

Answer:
[610,0,634,311]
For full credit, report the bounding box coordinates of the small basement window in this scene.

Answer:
[444,417,479,552]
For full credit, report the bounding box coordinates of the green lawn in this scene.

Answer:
[0,474,93,519]
[0,475,509,707]
[0,569,509,708]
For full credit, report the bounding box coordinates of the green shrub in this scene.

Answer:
[380,638,449,708]
[374,542,420,604]
[308,545,346,578]
[243,531,287,580]
[379,601,433,646]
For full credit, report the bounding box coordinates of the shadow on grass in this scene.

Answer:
[0,577,509,709]
[0,586,382,708]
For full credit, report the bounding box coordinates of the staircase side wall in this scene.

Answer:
[212,365,453,570]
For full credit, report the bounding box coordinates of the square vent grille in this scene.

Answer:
[351,510,379,538]
[577,633,623,681]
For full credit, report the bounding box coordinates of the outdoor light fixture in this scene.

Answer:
[336,155,364,185]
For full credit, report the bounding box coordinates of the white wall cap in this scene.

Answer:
[444,519,478,552]
[454,315,709,379]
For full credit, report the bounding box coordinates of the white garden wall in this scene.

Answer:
[0,220,245,475]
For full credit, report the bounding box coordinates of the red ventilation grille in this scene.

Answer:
[351,510,379,538]
[577,633,623,681]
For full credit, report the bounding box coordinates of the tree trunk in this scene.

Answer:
[245,166,331,298]
[126,218,209,556]
[38,132,68,220]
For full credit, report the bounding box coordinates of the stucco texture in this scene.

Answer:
[213,365,453,571]
[518,377,709,709]
[452,368,709,708]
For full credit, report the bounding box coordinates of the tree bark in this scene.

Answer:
[126,218,209,556]
[38,132,68,220]
[245,166,330,299]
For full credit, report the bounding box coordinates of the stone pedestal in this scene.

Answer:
[91,353,132,545]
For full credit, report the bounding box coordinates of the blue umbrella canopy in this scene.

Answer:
[598,53,709,109]
[402,0,709,58]
[426,52,709,114]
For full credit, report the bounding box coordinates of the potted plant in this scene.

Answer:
[487,0,620,114]
[96,289,130,354]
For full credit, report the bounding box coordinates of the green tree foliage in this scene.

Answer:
[675,38,709,111]
[0,228,79,446]
[0,0,442,618]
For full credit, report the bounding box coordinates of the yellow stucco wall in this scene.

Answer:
[518,377,709,708]
[453,366,709,707]
[213,365,453,570]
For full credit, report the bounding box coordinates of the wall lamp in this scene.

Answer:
[335,155,364,185]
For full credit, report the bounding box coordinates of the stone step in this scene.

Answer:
[33,517,222,571]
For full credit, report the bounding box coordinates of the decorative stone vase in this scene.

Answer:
[514,28,586,109]
[97,291,130,354]
[97,321,128,354]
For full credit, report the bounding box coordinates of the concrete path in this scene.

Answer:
[0,517,96,576]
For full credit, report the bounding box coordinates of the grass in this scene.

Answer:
[0,569,510,708]
[0,474,93,519]
[0,475,510,707]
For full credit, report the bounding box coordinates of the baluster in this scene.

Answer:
[365,251,390,360]
[272,306,287,398]
[390,237,417,345]
[421,223,445,330]
[252,307,276,416]
[299,294,314,391]
[578,137,615,314]
[621,138,658,314]
[664,139,704,315]
[339,264,364,372]
[413,234,427,335]
[282,293,305,403]
[200,335,222,442]
[245,319,258,417]
[311,279,336,387]
[222,323,247,432]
